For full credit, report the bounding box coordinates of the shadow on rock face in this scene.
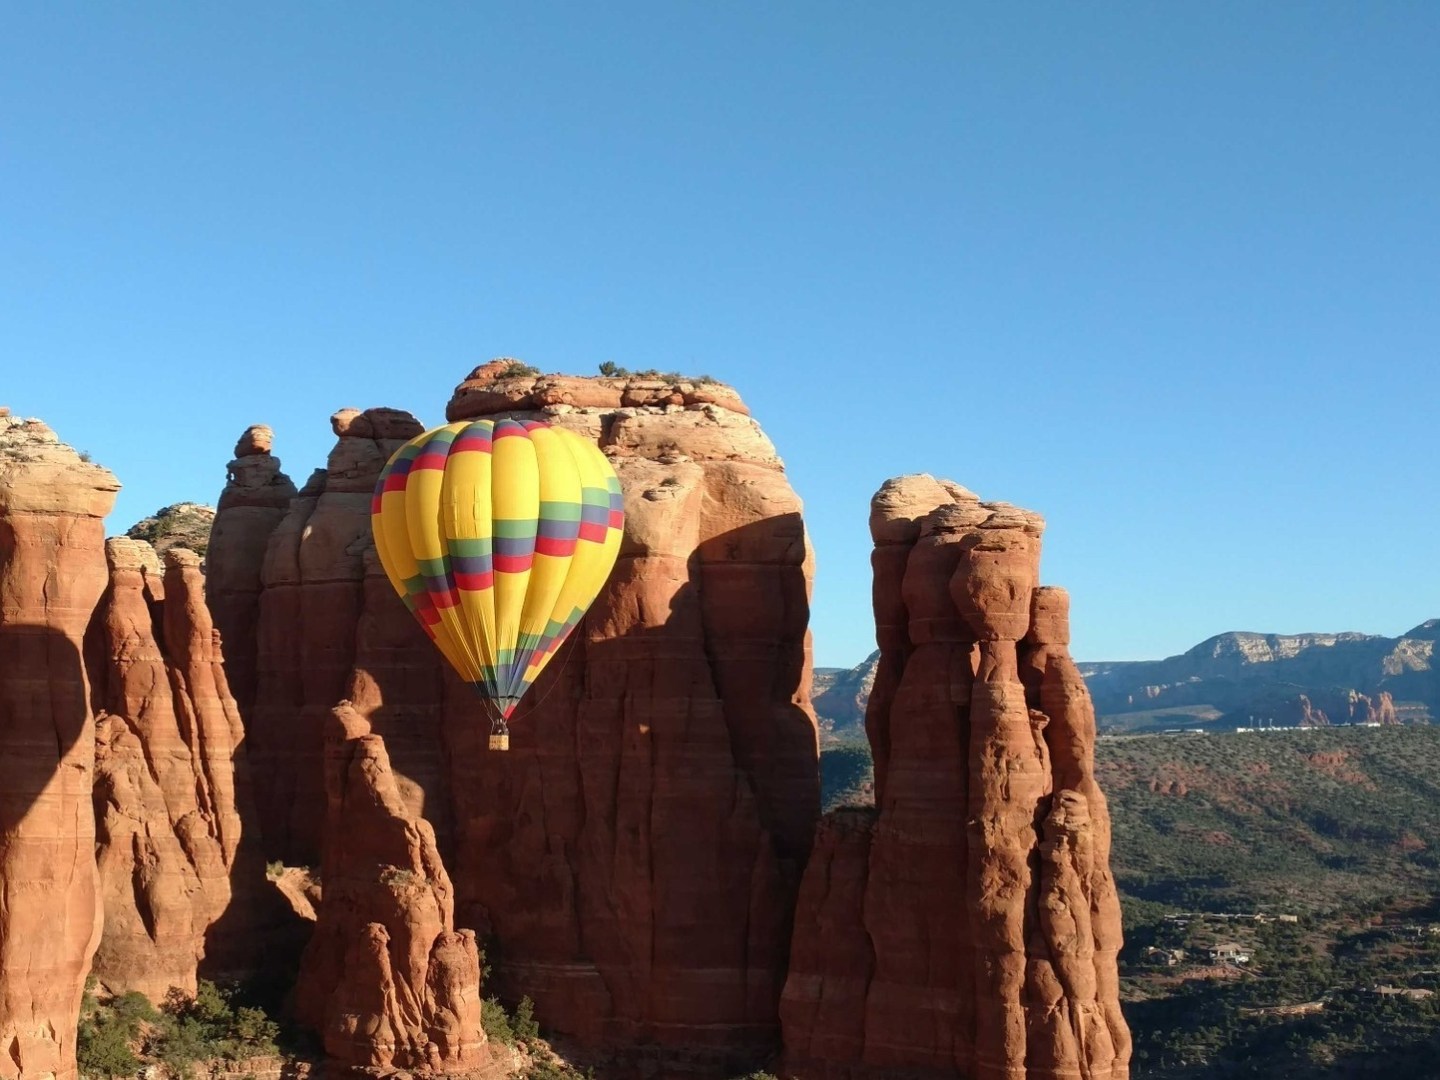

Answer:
[430,512,819,1074]
[0,622,95,1080]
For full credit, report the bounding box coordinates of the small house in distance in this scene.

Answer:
[1208,942,1251,964]
[1144,947,1187,967]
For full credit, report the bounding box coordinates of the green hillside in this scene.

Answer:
[1104,726,1440,1076]
[820,738,874,810]
[1100,726,1440,914]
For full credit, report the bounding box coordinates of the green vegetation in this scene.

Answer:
[78,979,282,1080]
[481,996,516,1045]
[125,502,214,559]
[1105,725,1440,1075]
[499,360,541,377]
[521,1059,595,1080]
[512,995,541,1042]
[595,361,718,383]
[479,991,593,1078]
[480,992,540,1048]
[820,738,875,811]
[1100,726,1440,915]
[379,865,417,887]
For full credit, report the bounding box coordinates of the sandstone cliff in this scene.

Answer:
[437,364,818,1061]
[295,704,486,1072]
[88,540,285,998]
[780,475,1131,1080]
[248,408,423,865]
[207,424,297,718]
[0,410,118,1080]
[214,364,820,1067]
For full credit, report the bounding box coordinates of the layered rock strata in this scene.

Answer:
[438,364,819,1059]
[780,475,1131,1080]
[89,541,280,997]
[212,364,821,1064]
[0,411,118,1080]
[294,704,484,1072]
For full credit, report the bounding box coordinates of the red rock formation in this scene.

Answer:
[780,475,1130,1080]
[1371,690,1400,725]
[1266,688,1401,728]
[1018,587,1129,1079]
[200,366,818,1065]
[249,408,423,864]
[207,424,296,716]
[210,366,819,1064]
[781,809,877,1065]
[294,704,485,1072]
[438,365,818,1060]
[0,411,118,1080]
[89,541,285,998]
[446,360,750,419]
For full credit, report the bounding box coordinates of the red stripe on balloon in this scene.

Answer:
[535,536,578,557]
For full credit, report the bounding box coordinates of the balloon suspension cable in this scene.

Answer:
[472,618,590,754]
[510,618,587,718]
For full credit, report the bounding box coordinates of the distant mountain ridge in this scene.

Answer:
[812,621,1438,735]
[1082,622,1437,730]
[812,650,878,742]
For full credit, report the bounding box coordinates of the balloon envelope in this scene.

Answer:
[370,418,624,718]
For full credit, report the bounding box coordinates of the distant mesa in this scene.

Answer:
[814,622,1439,736]
[1081,626,1436,731]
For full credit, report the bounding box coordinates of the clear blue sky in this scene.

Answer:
[4,3,1436,667]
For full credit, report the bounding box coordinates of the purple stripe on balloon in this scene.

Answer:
[537,518,581,540]
[451,554,492,575]
[494,535,535,557]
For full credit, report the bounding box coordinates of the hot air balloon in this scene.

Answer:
[370,418,625,750]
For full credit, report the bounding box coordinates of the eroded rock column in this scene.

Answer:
[90,540,287,997]
[294,704,484,1072]
[0,411,118,1080]
[781,475,1130,1080]
[250,408,423,864]
[206,424,297,718]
